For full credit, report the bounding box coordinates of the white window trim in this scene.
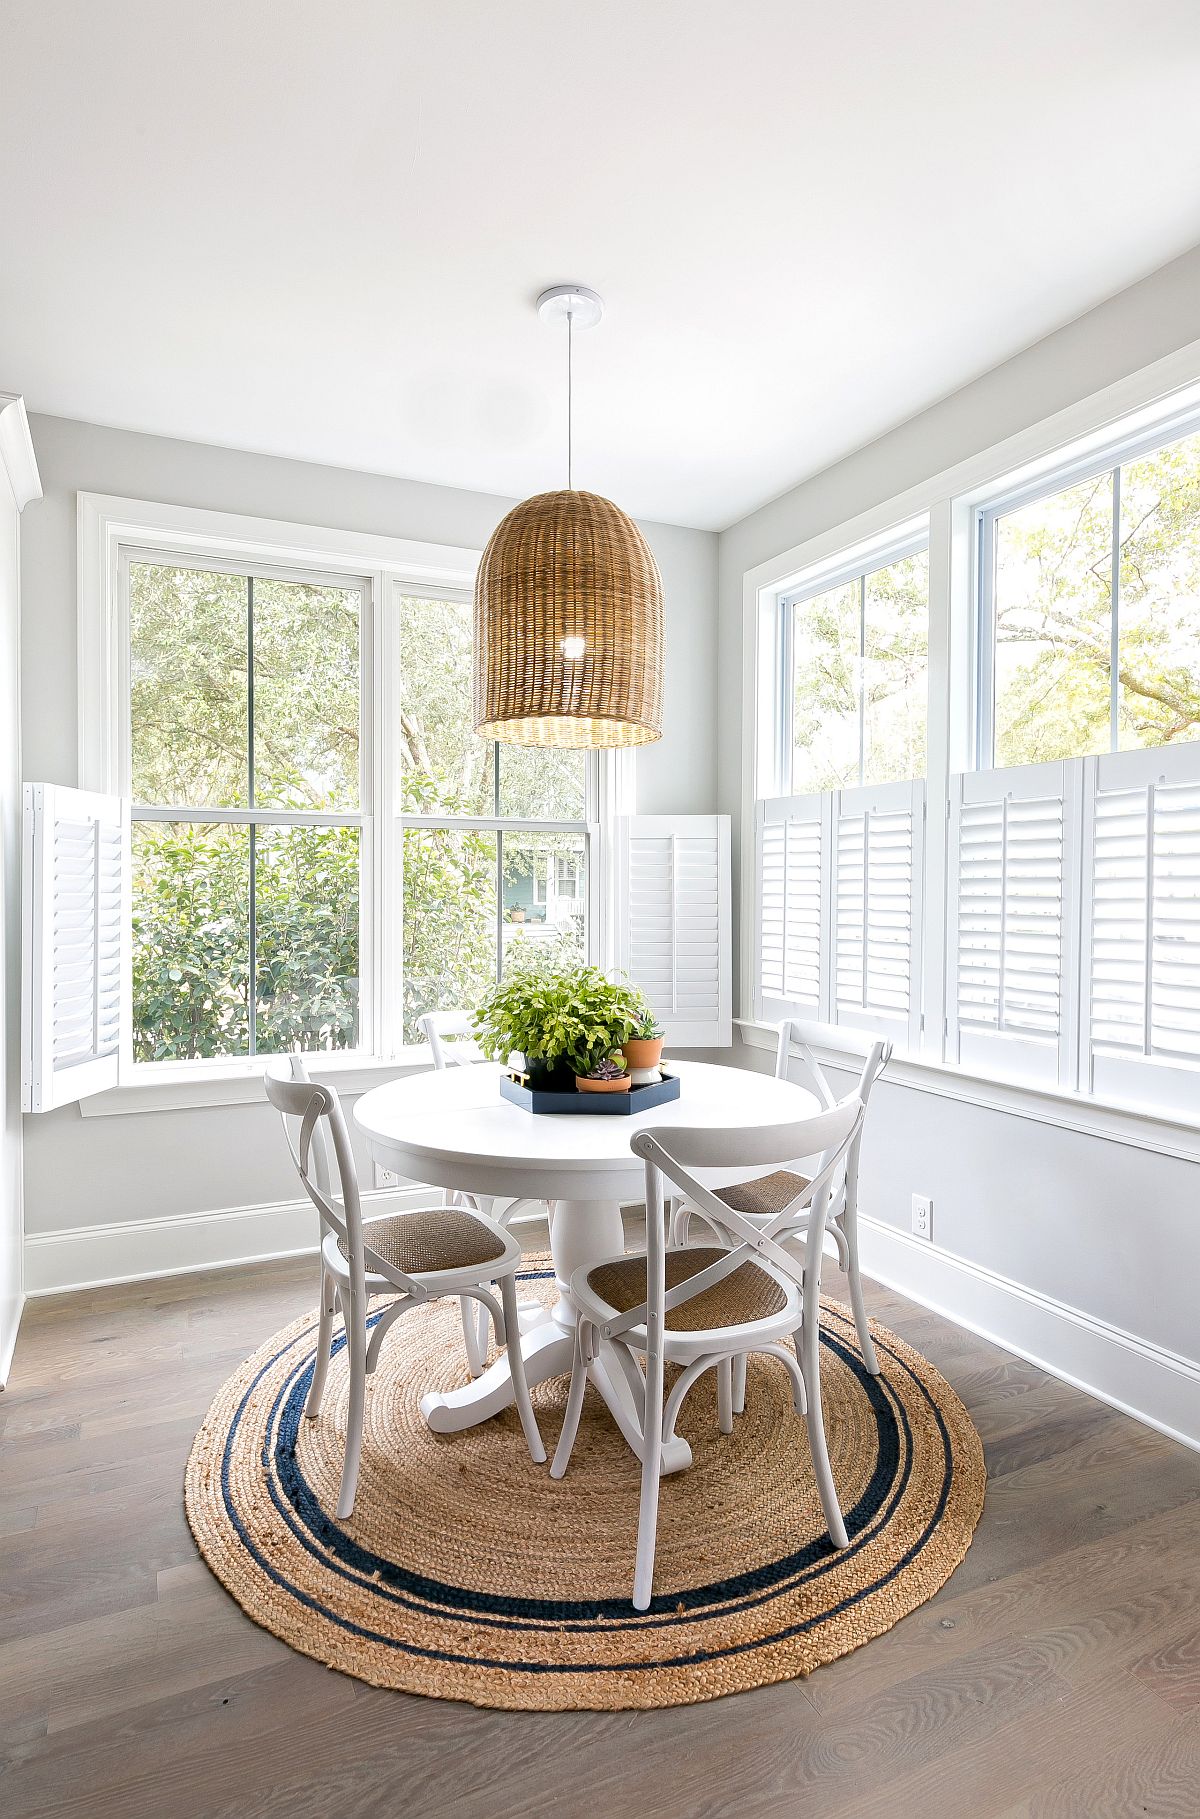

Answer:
[739,335,1200,1147]
[77,494,628,1112]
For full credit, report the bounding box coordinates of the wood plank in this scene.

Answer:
[0,1254,1196,1819]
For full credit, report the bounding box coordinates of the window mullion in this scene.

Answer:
[1109,464,1122,754]
[857,574,866,787]
[496,827,505,984]
[246,574,256,1059]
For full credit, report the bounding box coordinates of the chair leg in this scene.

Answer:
[798,1312,849,1550]
[460,1294,485,1378]
[633,1338,666,1611]
[550,1322,590,1479]
[500,1272,546,1465]
[717,1356,734,1434]
[305,1263,336,1420]
[844,1216,880,1375]
[732,1352,747,1415]
[337,1283,368,1522]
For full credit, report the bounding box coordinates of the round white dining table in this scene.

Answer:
[353,1058,817,1474]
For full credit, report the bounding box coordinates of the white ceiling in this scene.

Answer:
[4,2,1200,530]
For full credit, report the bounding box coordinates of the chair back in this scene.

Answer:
[264,1060,422,1302]
[419,1009,486,1070]
[775,1017,891,1106]
[775,1020,890,1223]
[619,1093,865,1345]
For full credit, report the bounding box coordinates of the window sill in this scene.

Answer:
[76,1051,433,1118]
[734,1020,1200,1162]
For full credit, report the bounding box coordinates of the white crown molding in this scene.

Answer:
[0,393,42,511]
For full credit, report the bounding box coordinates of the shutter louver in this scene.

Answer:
[23,784,128,1112]
[832,780,924,1047]
[947,761,1077,1087]
[617,816,731,1048]
[756,794,826,1021]
[1085,746,1200,1116]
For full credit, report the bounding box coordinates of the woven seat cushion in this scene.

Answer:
[339,1209,507,1277]
[586,1247,789,1334]
[713,1169,811,1218]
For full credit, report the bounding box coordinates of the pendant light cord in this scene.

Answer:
[567,307,573,490]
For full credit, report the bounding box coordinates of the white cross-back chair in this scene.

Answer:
[552,1091,865,1610]
[419,1009,556,1371]
[265,1058,545,1521]
[675,1019,889,1396]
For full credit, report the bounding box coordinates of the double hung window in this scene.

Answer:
[759,537,930,1048]
[753,401,1200,1118]
[126,555,365,1062]
[396,591,595,1044]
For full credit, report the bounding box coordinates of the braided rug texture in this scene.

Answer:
[185,1256,984,1710]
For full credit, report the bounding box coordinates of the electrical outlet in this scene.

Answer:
[374,1163,400,1190]
[911,1194,933,1242]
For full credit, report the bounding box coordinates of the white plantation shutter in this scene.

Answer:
[832,779,924,1048]
[946,760,1080,1087]
[616,815,731,1047]
[22,783,128,1111]
[755,793,829,1022]
[1083,744,1200,1117]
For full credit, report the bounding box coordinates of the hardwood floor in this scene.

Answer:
[2,1242,1198,1819]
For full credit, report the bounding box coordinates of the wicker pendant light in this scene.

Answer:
[473,286,663,749]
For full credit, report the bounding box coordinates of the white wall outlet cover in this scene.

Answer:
[911,1194,933,1240]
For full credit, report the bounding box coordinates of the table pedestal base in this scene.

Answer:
[418,1197,693,1475]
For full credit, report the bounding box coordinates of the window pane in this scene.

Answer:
[402,827,497,1041]
[498,744,587,819]
[863,550,928,783]
[129,563,248,808]
[398,594,492,814]
[252,579,360,809]
[792,581,860,791]
[993,473,1114,766]
[255,825,360,1052]
[1117,430,1200,752]
[502,832,587,969]
[131,821,250,1060]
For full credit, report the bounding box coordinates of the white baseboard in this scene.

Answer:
[858,1215,1200,1454]
[22,1187,429,1298]
[22,1195,1199,1456]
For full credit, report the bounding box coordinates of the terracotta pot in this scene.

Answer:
[575,1073,631,1094]
[622,1037,664,1071]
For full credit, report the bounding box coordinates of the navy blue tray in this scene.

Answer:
[499,1071,681,1116]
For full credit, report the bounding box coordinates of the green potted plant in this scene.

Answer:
[472,948,646,1092]
[623,1009,665,1074]
[576,1054,630,1095]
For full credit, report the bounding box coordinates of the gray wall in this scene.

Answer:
[19,417,717,1243]
[716,244,1200,1388]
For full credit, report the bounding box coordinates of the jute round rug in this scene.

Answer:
[185,1255,984,1710]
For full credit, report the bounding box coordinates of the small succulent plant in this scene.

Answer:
[632,1013,664,1040]
[585,1055,628,1081]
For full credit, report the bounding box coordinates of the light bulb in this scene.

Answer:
[561,636,586,661]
